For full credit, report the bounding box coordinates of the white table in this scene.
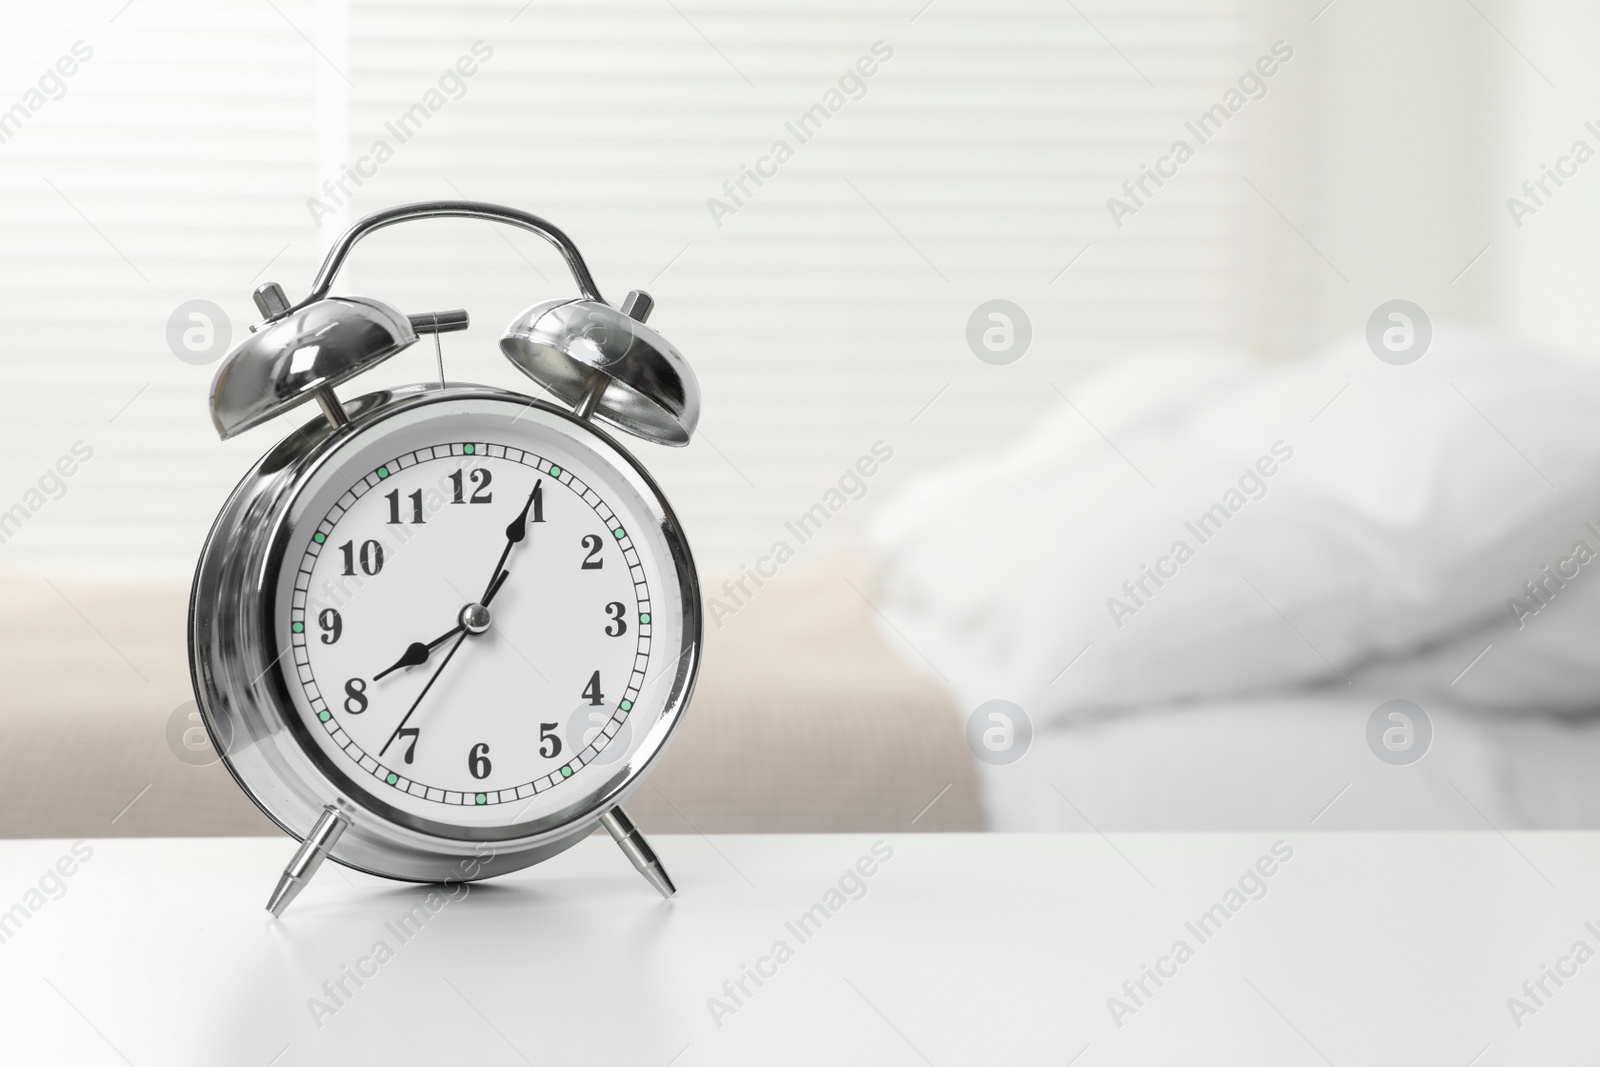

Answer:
[0,832,1595,1064]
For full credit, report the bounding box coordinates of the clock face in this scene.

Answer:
[270,398,689,832]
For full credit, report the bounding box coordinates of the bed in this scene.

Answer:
[8,554,1600,841]
[9,333,1600,838]
[0,558,981,839]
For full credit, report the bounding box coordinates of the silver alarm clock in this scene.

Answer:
[189,201,702,914]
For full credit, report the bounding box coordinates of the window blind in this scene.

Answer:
[0,0,1264,578]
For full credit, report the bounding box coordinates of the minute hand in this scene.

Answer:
[479,480,540,604]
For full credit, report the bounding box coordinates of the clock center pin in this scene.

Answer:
[460,602,492,635]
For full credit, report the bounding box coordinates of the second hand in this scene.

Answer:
[379,629,469,758]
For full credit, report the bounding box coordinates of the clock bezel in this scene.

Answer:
[189,383,701,883]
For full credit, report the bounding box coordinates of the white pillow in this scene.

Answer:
[1353,552,1600,715]
[869,332,1600,722]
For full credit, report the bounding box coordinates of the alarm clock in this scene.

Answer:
[189,201,702,915]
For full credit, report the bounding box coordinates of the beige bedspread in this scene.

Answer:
[0,558,980,838]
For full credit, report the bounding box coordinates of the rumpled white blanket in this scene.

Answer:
[870,332,1600,724]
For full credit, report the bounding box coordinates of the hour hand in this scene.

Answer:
[373,574,508,680]
[375,624,461,680]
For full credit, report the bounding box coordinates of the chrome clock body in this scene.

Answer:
[192,200,702,910]
[190,383,702,885]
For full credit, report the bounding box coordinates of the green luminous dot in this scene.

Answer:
[377,466,390,479]
[475,792,487,804]
[313,532,326,544]
[560,766,572,778]
[549,465,562,476]
[464,443,475,455]
[620,699,633,712]
[291,621,304,634]
[613,528,625,539]
[318,710,331,723]
[386,772,398,786]
[639,613,650,625]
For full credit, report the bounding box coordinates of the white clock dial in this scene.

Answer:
[271,402,686,830]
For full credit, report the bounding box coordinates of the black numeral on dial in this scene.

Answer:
[539,722,562,759]
[450,468,493,504]
[396,727,419,764]
[582,671,605,706]
[605,601,627,637]
[468,742,492,779]
[339,539,384,576]
[581,534,604,569]
[318,608,342,644]
[385,488,425,525]
[344,678,368,714]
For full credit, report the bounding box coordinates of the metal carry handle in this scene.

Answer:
[288,200,608,313]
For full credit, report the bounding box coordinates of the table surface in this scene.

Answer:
[0,832,1596,1065]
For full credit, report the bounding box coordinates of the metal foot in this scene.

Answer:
[266,805,348,916]
[600,807,675,898]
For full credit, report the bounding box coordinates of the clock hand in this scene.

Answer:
[483,568,511,608]
[379,629,469,758]
[483,568,510,606]
[374,625,460,681]
[479,481,541,603]
[370,484,534,754]
[373,571,509,680]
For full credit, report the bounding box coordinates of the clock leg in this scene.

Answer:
[266,805,349,916]
[600,807,676,898]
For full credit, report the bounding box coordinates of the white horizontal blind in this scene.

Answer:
[332,0,1264,573]
[0,0,1263,579]
[0,2,322,578]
